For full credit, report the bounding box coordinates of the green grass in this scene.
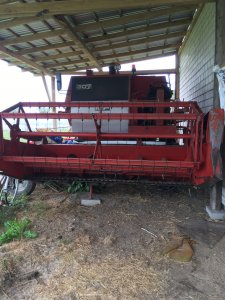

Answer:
[0,218,38,246]
[0,195,28,227]
[68,181,89,193]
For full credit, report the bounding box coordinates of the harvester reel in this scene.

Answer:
[0,176,35,205]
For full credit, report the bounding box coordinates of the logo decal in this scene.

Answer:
[76,84,92,90]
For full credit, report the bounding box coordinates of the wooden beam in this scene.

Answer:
[0,1,214,18]
[0,44,51,75]
[74,6,197,33]
[15,41,75,56]
[214,0,225,108]
[0,29,67,46]
[56,16,102,70]
[215,0,225,68]
[86,18,191,44]
[41,74,52,102]
[0,16,47,30]
[44,58,90,69]
[178,4,204,54]
[44,44,180,70]
[175,53,180,99]
[51,76,57,129]
[33,50,83,62]
[71,69,177,75]
[93,31,185,53]
[54,53,176,75]
[97,43,180,60]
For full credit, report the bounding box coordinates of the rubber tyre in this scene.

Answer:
[15,180,36,196]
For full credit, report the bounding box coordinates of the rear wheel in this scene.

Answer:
[0,176,36,205]
[16,179,36,196]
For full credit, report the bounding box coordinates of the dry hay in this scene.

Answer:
[36,249,164,299]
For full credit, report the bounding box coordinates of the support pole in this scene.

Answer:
[214,0,225,107]
[41,73,51,102]
[206,181,225,220]
[175,53,180,99]
[41,74,57,130]
[207,0,225,220]
[51,76,57,130]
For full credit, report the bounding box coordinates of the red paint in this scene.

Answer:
[0,75,223,186]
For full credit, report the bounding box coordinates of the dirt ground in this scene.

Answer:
[0,183,225,300]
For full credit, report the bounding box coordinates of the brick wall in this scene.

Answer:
[179,3,216,113]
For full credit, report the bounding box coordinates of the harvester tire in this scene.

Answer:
[16,180,36,196]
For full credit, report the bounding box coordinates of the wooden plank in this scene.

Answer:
[69,69,177,75]
[54,52,177,74]
[0,29,67,46]
[56,17,102,71]
[0,16,47,30]
[0,44,51,75]
[74,6,197,32]
[178,4,204,54]
[16,41,75,55]
[86,18,192,43]
[45,58,90,69]
[175,54,180,99]
[33,50,83,62]
[214,0,225,107]
[41,74,52,102]
[93,31,185,53]
[215,0,225,68]
[0,0,214,18]
[96,43,180,60]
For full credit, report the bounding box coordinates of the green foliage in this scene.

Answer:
[23,230,38,239]
[68,181,89,194]
[12,194,28,210]
[0,218,38,246]
[0,195,28,226]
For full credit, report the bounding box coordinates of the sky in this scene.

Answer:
[0,55,176,111]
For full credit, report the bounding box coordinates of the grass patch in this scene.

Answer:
[0,195,28,227]
[68,181,89,193]
[0,218,38,246]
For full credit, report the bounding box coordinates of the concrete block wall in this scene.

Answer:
[179,3,216,113]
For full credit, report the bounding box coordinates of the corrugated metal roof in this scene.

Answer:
[0,0,206,75]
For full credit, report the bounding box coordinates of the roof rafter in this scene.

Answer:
[55,16,102,71]
[86,18,191,44]
[0,0,214,18]
[97,43,180,60]
[33,50,84,62]
[74,5,197,32]
[56,53,176,75]
[44,58,90,69]
[0,16,47,30]
[0,44,51,75]
[15,41,75,56]
[92,31,185,53]
[0,29,67,47]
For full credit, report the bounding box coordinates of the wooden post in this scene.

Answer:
[51,76,57,130]
[214,0,225,108]
[207,0,225,220]
[41,73,51,102]
[175,53,180,100]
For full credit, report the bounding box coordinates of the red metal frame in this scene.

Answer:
[0,99,221,186]
[0,71,223,187]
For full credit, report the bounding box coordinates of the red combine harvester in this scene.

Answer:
[0,71,224,200]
